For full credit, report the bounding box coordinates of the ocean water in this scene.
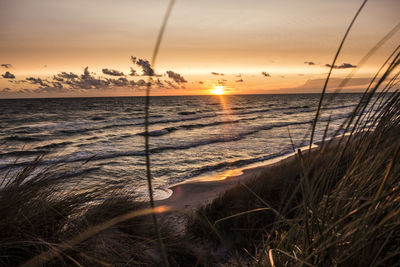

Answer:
[0,94,362,198]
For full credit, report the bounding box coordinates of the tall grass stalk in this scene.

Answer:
[309,0,368,150]
[144,1,175,267]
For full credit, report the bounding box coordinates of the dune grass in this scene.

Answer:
[0,160,212,266]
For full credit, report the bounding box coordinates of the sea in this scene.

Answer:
[0,94,362,199]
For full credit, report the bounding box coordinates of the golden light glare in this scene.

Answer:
[211,85,225,95]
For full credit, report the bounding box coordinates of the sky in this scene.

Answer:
[0,0,399,98]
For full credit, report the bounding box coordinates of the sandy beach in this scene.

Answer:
[156,152,300,210]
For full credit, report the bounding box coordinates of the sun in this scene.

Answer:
[211,85,225,95]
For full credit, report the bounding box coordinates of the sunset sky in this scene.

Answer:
[0,0,399,97]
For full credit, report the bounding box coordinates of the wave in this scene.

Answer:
[179,150,293,182]
[0,150,47,158]
[137,117,256,137]
[35,141,73,150]
[12,104,354,139]
[178,111,196,115]
[136,104,355,138]
[4,135,42,142]
[0,111,351,169]
[91,116,106,121]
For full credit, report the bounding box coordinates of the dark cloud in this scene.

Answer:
[57,72,79,80]
[1,64,12,69]
[102,68,125,76]
[304,61,315,65]
[324,63,357,69]
[198,81,204,84]
[52,66,151,90]
[108,77,129,87]
[26,77,50,88]
[261,72,271,77]
[211,72,224,76]
[235,79,244,82]
[9,79,27,84]
[135,58,154,76]
[217,80,226,85]
[51,81,63,88]
[129,67,138,76]
[9,56,189,94]
[73,67,110,89]
[154,78,165,88]
[136,79,147,87]
[2,71,15,79]
[53,75,64,82]
[1,88,11,92]
[166,70,187,83]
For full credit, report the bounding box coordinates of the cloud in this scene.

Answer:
[304,61,315,65]
[136,79,148,87]
[2,71,15,79]
[8,79,27,84]
[198,81,204,84]
[56,72,79,80]
[217,80,226,85]
[1,88,11,92]
[261,72,271,77]
[51,81,63,88]
[8,56,189,94]
[235,73,242,77]
[135,58,154,76]
[211,72,224,76]
[1,64,12,68]
[235,79,244,82]
[26,77,50,87]
[108,77,129,87]
[53,75,64,82]
[324,63,357,69]
[102,68,125,76]
[154,78,165,88]
[166,70,187,83]
[129,67,138,76]
[73,67,111,89]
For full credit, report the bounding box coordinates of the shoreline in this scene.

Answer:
[156,145,316,210]
[157,133,349,210]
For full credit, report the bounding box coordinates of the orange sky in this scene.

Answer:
[0,0,399,98]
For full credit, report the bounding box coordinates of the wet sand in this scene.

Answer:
[154,133,351,210]
[156,152,300,210]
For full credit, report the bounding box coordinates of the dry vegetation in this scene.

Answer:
[0,161,211,266]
